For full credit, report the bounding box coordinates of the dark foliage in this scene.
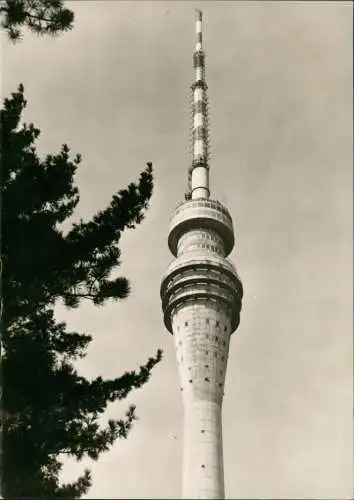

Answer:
[0,0,74,41]
[1,85,162,497]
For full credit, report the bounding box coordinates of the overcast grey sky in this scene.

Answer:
[3,1,353,498]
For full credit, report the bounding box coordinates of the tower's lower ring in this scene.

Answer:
[161,257,243,334]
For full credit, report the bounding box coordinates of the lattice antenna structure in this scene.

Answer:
[187,9,211,197]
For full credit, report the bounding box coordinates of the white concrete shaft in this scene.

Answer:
[177,229,225,257]
[192,186,209,199]
[172,299,232,499]
[183,401,224,499]
[192,166,209,199]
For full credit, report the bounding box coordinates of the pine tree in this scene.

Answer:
[1,85,162,497]
[0,0,74,41]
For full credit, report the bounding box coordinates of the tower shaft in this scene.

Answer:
[173,296,231,499]
[183,401,224,498]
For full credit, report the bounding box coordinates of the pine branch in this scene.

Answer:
[2,87,161,496]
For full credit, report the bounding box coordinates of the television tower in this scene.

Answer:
[160,10,243,499]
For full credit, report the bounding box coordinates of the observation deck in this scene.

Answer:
[168,199,235,257]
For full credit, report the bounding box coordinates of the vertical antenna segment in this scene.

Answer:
[189,9,210,199]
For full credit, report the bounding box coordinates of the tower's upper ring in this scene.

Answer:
[168,199,235,257]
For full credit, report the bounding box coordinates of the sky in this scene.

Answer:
[2,1,353,498]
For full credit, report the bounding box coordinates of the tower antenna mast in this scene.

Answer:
[188,8,210,199]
